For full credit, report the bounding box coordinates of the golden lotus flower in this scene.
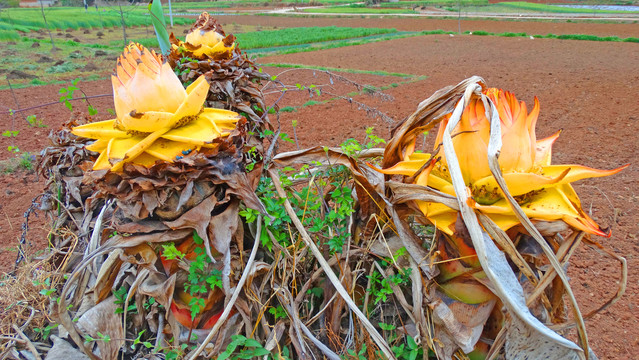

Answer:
[374,88,626,236]
[175,12,235,59]
[72,43,240,172]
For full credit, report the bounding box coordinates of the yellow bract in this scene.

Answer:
[181,12,235,58]
[72,43,240,172]
[373,88,626,236]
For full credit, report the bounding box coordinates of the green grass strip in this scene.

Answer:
[133,26,401,52]
[235,26,398,49]
[301,5,418,14]
[0,6,193,32]
[498,2,639,14]
[378,0,488,7]
[248,31,425,56]
[464,30,639,43]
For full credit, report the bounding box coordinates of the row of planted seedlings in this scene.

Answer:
[2,11,628,360]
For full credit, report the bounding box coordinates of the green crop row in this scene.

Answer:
[301,5,418,14]
[378,0,488,8]
[466,30,639,42]
[498,1,639,13]
[235,26,397,49]
[131,26,399,52]
[0,6,193,32]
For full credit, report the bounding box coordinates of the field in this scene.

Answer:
[0,3,638,359]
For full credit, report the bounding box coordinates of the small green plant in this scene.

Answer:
[2,130,19,137]
[131,329,153,350]
[59,79,79,111]
[26,115,47,128]
[18,152,34,171]
[33,324,58,341]
[84,332,111,345]
[343,344,367,359]
[368,266,412,305]
[217,335,270,360]
[162,231,224,321]
[392,335,424,360]
[268,305,287,320]
[113,286,137,314]
[302,100,321,107]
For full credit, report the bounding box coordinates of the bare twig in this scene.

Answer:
[5,94,112,115]
[12,324,42,360]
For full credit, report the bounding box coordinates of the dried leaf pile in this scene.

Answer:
[0,14,628,360]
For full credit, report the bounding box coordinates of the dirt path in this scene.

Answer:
[0,24,637,359]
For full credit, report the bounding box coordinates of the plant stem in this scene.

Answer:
[39,0,56,53]
[118,1,128,47]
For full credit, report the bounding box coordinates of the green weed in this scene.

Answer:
[280,106,296,112]
[302,6,418,14]
[378,0,487,7]
[234,26,398,50]
[45,63,82,73]
[302,100,321,107]
[26,114,47,128]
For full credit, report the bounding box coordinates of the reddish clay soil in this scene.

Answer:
[1,25,637,359]
[220,15,639,38]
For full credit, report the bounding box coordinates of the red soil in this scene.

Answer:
[0,19,637,359]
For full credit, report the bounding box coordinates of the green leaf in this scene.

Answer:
[192,230,204,245]
[148,0,170,55]
[243,338,262,348]
[379,322,396,331]
[406,335,417,349]
[409,348,418,360]
[252,347,271,356]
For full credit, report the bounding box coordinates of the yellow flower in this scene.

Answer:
[180,12,235,59]
[374,88,626,236]
[72,43,240,172]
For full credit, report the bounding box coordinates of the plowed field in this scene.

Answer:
[1,20,637,358]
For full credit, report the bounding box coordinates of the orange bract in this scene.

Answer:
[374,88,627,236]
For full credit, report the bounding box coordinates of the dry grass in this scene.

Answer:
[0,256,59,354]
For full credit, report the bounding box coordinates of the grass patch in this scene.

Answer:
[301,6,418,14]
[280,106,297,112]
[448,1,639,13]
[248,31,421,56]
[0,30,21,41]
[378,0,488,7]
[463,30,639,43]
[0,153,35,174]
[0,5,193,32]
[498,1,639,13]
[45,63,83,73]
[302,100,322,107]
[234,26,398,50]
[170,0,355,8]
